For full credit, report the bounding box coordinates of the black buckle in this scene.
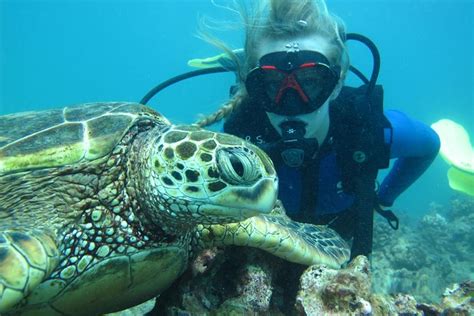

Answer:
[374,206,399,230]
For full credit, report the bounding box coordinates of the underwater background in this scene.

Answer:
[1,0,473,218]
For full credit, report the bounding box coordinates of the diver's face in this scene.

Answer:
[255,35,340,142]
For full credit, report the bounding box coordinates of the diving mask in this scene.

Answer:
[245,50,340,116]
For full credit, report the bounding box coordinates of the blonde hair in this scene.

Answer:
[196,0,349,128]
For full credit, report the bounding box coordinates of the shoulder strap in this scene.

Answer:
[330,84,392,258]
[330,84,391,193]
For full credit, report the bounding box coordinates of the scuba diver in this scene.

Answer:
[141,0,440,259]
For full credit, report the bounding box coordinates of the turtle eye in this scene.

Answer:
[216,148,261,185]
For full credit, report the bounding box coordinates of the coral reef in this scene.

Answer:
[150,247,291,315]
[295,256,373,315]
[441,280,474,315]
[296,256,470,315]
[114,196,473,315]
[372,196,474,303]
[142,253,472,315]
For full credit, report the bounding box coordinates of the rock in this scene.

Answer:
[416,302,443,316]
[295,255,472,316]
[235,264,273,311]
[152,247,286,315]
[296,256,374,315]
[295,265,338,315]
[392,293,422,315]
[192,247,221,276]
[441,280,474,315]
[133,196,474,315]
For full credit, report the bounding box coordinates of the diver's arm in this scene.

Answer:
[377,110,440,206]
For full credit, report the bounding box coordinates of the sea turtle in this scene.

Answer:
[0,102,349,315]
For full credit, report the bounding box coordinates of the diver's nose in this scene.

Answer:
[216,148,261,185]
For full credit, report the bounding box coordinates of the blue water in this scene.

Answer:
[1,0,473,217]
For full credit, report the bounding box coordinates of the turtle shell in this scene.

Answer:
[0,102,168,174]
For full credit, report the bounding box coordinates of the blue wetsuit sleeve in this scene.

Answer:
[377,110,440,206]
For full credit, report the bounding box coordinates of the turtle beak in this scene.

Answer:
[207,176,278,218]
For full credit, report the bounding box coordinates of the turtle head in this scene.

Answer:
[141,125,277,227]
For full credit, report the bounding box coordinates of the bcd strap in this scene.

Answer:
[331,84,391,194]
[350,177,376,259]
[331,84,393,258]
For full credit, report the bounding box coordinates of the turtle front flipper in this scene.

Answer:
[0,229,60,313]
[197,211,350,269]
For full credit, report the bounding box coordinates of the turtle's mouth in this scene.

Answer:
[198,177,278,222]
[211,176,276,209]
[198,204,271,223]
